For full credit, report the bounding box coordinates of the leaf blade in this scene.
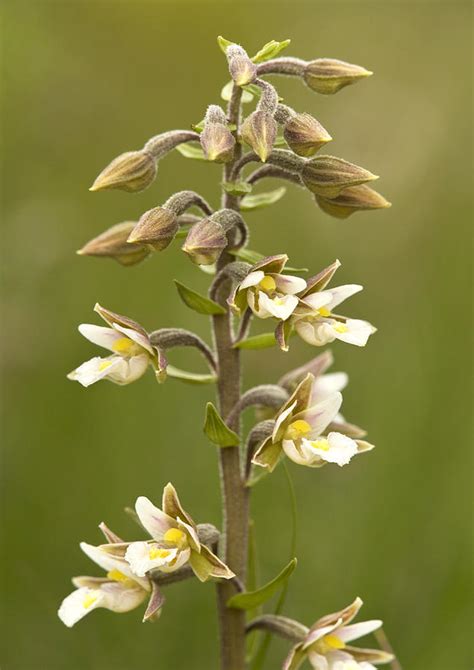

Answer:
[204,402,240,447]
[240,187,287,211]
[227,558,297,610]
[233,333,277,350]
[174,280,226,315]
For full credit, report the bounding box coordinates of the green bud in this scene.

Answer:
[241,111,277,162]
[227,44,257,86]
[182,218,227,265]
[283,113,332,157]
[90,150,156,193]
[315,184,391,218]
[128,207,179,250]
[301,155,378,198]
[304,58,373,95]
[77,221,150,266]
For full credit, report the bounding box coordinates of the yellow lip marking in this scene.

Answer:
[285,419,312,441]
[333,322,348,334]
[163,528,187,546]
[318,307,331,317]
[149,546,171,560]
[98,360,113,371]
[82,592,98,609]
[107,569,131,584]
[310,438,330,451]
[324,634,345,650]
[112,337,136,354]
[259,275,277,293]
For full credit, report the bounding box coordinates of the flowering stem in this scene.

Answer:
[213,83,250,670]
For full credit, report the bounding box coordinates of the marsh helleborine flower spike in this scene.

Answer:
[67,304,167,387]
[58,541,152,628]
[283,597,394,670]
[228,255,306,321]
[253,374,373,471]
[123,483,234,583]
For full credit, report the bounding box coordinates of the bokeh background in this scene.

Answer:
[1,1,472,669]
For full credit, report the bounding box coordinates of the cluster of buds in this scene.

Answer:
[58,484,233,627]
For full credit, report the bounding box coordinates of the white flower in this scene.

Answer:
[284,598,394,670]
[67,303,165,387]
[253,374,373,471]
[124,484,234,583]
[228,254,306,321]
[58,542,150,628]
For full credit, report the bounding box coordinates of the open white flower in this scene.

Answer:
[284,597,394,670]
[229,254,306,321]
[58,541,151,628]
[253,374,373,471]
[123,483,234,583]
[67,303,165,387]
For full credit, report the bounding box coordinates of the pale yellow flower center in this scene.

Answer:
[258,275,277,293]
[112,337,141,355]
[98,360,113,371]
[82,592,98,609]
[318,307,331,317]
[310,438,330,451]
[333,322,348,334]
[285,419,312,441]
[163,528,187,546]
[106,569,135,587]
[312,633,346,654]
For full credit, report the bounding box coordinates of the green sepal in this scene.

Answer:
[204,402,240,447]
[217,35,234,53]
[227,558,297,610]
[251,39,291,64]
[175,143,207,160]
[240,187,286,211]
[174,280,226,315]
[233,333,277,350]
[223,180,253,196]
[166,365,216,385]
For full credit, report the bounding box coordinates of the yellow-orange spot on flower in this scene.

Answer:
[112,337,135,354]
[318,307,331,317]
[324,634,345,650]
[310,438,330,451]
[163,528,187,546]
[285,419,312,441]
[259,275,277,293]
[107,569,132,584]
[98,360,113,371]
[333,322,348,334]
[82,592,98,609]
[149,546,171,560]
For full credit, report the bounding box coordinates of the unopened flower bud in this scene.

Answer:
[315,184,391,218]
[241,111,277,162]
[182,218,227,266]
[284,113,332,157]
[304,58,373,95]
[128,207,179,251]
[90,150,156,193]
[302,155,378,198]
[200,118,235,163]
[227,44,257,86]
[77,221,150,266]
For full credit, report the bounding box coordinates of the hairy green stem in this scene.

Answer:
[213,83,250,670]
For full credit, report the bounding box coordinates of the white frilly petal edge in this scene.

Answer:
[125,541,178,577]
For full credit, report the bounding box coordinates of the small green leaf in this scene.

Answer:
[221,81,254,104]
[175,143,207,160]
[230,248,265,264]
[166,365,216,385]
[174,280,226,315]
[234,333,277,350]
[227,558,297,610]
[251,39,291,64]
[223,180,253,196]
[217,35,234,54]
[192,119,236,133]
[240,187,287,211]
[204,402,240,447]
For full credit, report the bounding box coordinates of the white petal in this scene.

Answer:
[299,290,334,312]
[310,432,359,466]
[135,496,176,539]
[99,581,147,613]
[297,393,343,438]
[258,292,299,320]
[311,372,349,403]
[295,320,336,347]
[325,284,363,310]
[125,541,178,577]
[334,319,375,347]
[58,587,105,627]
[247,290,273,319]
[158,546,191,573]
[107,354,150,385]
[273,274,307,295]
[308,652,329,670]
[67,356,126,387]
[239,271,264,290]
[78,324,122,351]
[338,620,382,642]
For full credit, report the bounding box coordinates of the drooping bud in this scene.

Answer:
[128,207,178,250]
[226,44,257,86]
[283,112,332,157]
[241,111,277,162]
[301,155,378,198]
[304,58,373,95]
[200,105,235,163]
[315,184,391,218]
[182,217,228,266]
[90,150,156,193]
[77,221,150,266]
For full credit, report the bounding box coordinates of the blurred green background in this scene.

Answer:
[1,1,472,669]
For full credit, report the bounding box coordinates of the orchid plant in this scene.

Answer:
[59,37,399,670]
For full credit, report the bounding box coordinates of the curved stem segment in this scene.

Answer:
[213,82,250,670]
